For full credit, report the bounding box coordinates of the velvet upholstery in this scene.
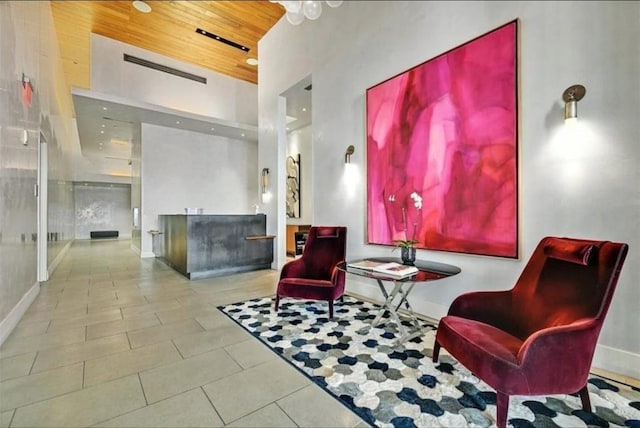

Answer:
[275,226,347,318]
[432,236,628,428]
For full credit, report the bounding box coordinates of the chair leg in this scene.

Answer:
[274,295,280,312]
[432,341,441,362]
[496,392,509,428]
[328,300,334,319]
[578,385,592,413]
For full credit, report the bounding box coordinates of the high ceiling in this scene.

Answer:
[49,1,290,182]
[50,1,285,87]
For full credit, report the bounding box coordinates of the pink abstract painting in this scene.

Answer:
[366,20,518,258]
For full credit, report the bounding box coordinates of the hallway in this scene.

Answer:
[0,239,365,427]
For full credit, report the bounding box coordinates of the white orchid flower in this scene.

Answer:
[410,192,422,209]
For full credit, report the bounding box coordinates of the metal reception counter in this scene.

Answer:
[155,214,274,280]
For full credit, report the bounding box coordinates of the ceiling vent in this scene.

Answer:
[195,28,249,52]
[123,54,207,84]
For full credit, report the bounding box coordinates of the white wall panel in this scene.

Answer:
[91,34,258,125]
[74,182,131,239]
[140,124,258,256]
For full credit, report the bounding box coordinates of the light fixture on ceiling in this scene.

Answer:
[246,58,259,66]
[132,1,152,13]
[345,144,354,163]
[273,1,343,26]
[562,84,586,124]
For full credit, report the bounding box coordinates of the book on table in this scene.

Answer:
[347,260,387,271]
[347,260,419,278]
[371,262,419,278]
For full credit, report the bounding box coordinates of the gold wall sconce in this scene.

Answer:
[563,84,586,123]
[345,145,355,163]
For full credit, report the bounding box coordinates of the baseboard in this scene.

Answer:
[140,251,155,259]
[48,239,72,277]
[592,343,640,381]
[0,282,40,346]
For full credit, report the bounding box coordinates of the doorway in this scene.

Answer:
[281,76,313,259]
[37,132,48,282]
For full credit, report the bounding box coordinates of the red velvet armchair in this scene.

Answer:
[275,226,347,319]
[433,236,628,428]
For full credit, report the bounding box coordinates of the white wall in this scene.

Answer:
[74,182,131,239]
[287,125,313,225]
[259,1,640,378]
[91,34,258,125]
[140,123,259,257]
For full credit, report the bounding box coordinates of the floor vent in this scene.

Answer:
[123,54,207,84]
[195,28,249,52]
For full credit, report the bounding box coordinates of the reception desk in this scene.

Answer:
[156,214,274,280]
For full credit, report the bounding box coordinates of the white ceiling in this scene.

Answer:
[72,88,259,181]
[72,76,313,182]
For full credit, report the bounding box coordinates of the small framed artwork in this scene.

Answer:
[286,154,301,218]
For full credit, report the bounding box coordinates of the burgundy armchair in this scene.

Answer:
[275,226,347,319]
[433,236,628,428]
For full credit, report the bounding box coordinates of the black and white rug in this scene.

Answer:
[218,295,640,428]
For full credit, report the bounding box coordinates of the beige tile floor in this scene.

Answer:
[0,239,367,428]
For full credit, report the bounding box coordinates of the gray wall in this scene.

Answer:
[74,182,132,239]
[140,124,259,257]
[259,1,640,377]
[0,2,76,342]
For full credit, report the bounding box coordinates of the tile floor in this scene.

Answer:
[0,239,367,427]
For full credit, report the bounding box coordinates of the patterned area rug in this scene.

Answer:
[218,296,640,428]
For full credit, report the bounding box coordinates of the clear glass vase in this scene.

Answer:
[400,246,416,265]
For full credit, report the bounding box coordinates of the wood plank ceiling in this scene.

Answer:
[50,1,285,89]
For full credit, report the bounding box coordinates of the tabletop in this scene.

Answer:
[337,257,461,282]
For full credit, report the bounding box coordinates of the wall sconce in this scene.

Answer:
[345,145,355,163]
[260,167,271,203]
[562,84,586,123]
[261,168,269,194]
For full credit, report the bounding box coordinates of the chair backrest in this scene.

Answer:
[507,236,628,340]
[300,226,347,280]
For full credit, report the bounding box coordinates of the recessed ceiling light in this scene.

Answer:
[211,127,215,131]
[241,133,245,137]
[302,107,307,112]
[176,121,180,124]
[246,58,258,66]
[102,107,108,111]
[100,131,104,134]
[132,1,152,13]
[101,124,105,127]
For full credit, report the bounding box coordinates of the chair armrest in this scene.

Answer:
[517,319,600,390]
[447,290,513,324]
[330,261,345,284]
[280,258,307,279]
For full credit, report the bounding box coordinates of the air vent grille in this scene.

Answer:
[123,54,207,84]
